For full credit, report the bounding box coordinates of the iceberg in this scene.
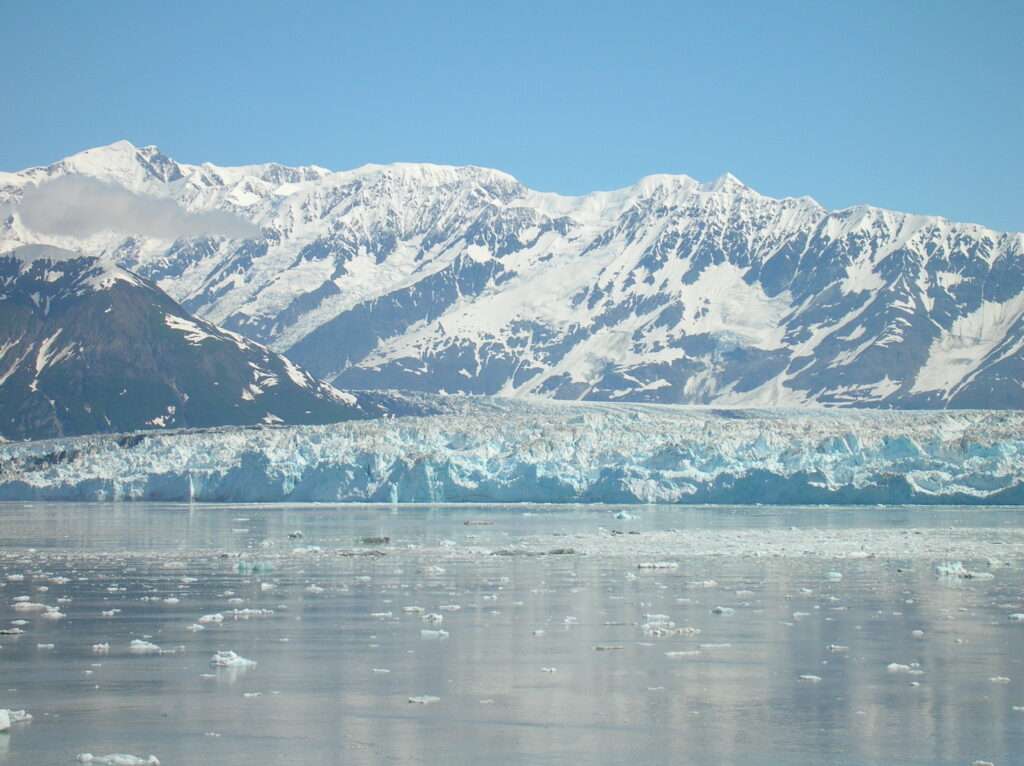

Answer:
[1,399,1022,505]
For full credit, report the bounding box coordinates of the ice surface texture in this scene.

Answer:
[1,398,1021,504]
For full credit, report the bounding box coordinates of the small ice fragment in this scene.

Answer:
[990,676,1011,684]
[76,755,160,765]
[408,695,439,704]
[260,583,275,593]
[402,606,425,614]
[711,606,735,616]
[826,572,843,581]
[210,650,256,668]
[422,613,443,624]
[541,667,557,673]
[911,630,925,639]
[0,709,8,732]
[420,629,449,640]
[439,604,461,612]
[13,601,47,612]
[128,640,161,654]
[799,675,822,683]
[305,585,325,594]
[665,650,701,658]
[92,643,110,654]
[614,511,634,520]
[1009,614,1024,622]
[827,644,849,654]
[887,663,912,674]
[637,562,677,570]
[371,668,390,674]
[594,645,623,651]
[198,613,224,624]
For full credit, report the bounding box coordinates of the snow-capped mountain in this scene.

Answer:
[0,244,383,440]
[3,141,1022,409]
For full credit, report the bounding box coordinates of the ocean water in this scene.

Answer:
[0,503,1022,766]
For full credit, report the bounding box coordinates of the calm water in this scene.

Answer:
[0,503,1022,766]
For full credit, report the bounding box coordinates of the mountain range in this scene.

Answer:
[2,140,1022,424]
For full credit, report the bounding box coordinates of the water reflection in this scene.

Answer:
[0,503,1020,765]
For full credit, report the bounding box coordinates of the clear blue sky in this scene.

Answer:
[2,1,1022,231]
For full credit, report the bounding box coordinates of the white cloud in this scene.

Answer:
[15,175,260,239]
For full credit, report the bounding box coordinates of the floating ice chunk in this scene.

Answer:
[971,761,995,766]
[371,668,390,674]
[40,606,64,619]
[637,562,678,570]
[614,511,634,520]
[439,604,461,612]
[911,630,925,639]
[198,613,224,624]
[990,676,1011,684]
[162,598,179,605]
[210,651,256,668]
[403,606,425,614]
[826,572,843,581]
[799,675,822,683]
[186,624,204,632]
[128,640,161,654]
[102,609,120,617]
[76,754,159,765]
[0,710,30,728]
[887,663,914,674]
[305,585,325,594]
[37,643,54,650]
[665,650,701,658]
[420,629,449,640]
[594,645,623,651]
[827,644,849,653]
[408,695,439,704]
[422,613,443,625]
[541,667,557,673]
[12,601,47,612]
[1009,614,1024,622]
[92,643,110,654]
[934,561,994,580]
[711,606,735,616]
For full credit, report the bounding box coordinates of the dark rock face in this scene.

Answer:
[0,246,380,441]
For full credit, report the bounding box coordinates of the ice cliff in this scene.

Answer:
[1,398,1022,504]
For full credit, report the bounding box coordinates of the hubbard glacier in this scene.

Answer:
[1,398,1022,504]
[3,5,1024,765]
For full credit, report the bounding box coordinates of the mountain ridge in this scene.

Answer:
[2,141,1022,409]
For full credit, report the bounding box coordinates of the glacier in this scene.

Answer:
[2,398,1022,504]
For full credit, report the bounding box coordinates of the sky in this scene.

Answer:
[2,1,1022,232]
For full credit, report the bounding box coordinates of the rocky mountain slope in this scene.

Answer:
[2,141,1022,408]
[0,245,383,440]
